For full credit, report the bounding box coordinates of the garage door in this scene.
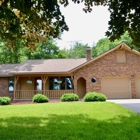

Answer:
[101,77,131,99]
[135,77,140,98]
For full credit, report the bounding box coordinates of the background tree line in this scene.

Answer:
[0,32,134,64]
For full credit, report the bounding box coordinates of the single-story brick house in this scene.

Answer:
[1,42,140,100]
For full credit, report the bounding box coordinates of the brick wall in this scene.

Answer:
[0,77,14,99]
[74,49,140,98]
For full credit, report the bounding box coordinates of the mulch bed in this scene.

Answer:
[11,100,33,105]
[11,99,61,105]
[11,99,83,105]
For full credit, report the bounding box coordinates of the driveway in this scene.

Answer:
[107,99,140,114]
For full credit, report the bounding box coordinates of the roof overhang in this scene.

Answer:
[9,71,74,76]
[0,75,14,77]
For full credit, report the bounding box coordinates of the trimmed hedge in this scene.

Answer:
[83,92,107,102]
[60,93,79,102]
[32,94,49,103]
[0,97,11,105]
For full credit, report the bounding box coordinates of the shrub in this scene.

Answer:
[60,93,79,102]
[0,96,11,105]
[83,92,106,102]
[32,94,49,103]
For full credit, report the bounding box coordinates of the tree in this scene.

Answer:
[92,38,114,57]
[92,32,134,57]
[0,0,68,49]
[65,42,89,58]
[105,0,140,50]
[29,39,66,59]
[1,0,140,49]
[0,37,66,64]
[0,38,27,63]
[61,0,140,49]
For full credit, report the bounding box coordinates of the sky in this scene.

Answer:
[56,2,110,49]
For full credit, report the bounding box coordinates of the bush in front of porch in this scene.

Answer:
[0,97,11,105]
[60,93,79,102]
[32,94,49,103]
[83,92,107,102]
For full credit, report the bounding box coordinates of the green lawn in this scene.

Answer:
[0,102,140,140]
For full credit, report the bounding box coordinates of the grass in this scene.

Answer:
[0,102,140,140]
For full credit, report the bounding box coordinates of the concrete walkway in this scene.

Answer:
[107,99,140,114]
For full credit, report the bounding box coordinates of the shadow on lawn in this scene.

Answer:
[0,114,140,140]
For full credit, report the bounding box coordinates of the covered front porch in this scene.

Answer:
[14,90,74,99]
[13,75,74,100]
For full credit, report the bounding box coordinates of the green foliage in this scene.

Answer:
[60,0,140,48]
[83,92,106,102]
[65,42,89,58]
[0,0,68,45]
[0,38,28,64]
[32,94,49,103]
[92,32,135,58]
[60,93,79,102]
[57,50,67,58]
[30,39,66,59]
[0,97,11,105]
[0,0,140,49]
[92,38,116,57]
[105,0,140,49]
[0,37,65,64]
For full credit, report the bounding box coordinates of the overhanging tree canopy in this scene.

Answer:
[0,0,68,50]
[0,0,140,49]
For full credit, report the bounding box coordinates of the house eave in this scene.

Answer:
[9,71,73,75]
[0,75,14,77]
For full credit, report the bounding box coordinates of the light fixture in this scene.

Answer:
[27,78,32,84]
[57,77,62,84]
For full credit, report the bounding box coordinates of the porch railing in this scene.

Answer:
[14,90,74,99]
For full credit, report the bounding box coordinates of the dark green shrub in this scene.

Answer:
[32,94,49,103]
[83,92,106,102]
[0,97,11,105]
[60,93,79,102]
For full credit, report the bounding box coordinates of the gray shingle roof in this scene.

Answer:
[15,58,86,73]
[3,58,86,75]
[0,64,19,76]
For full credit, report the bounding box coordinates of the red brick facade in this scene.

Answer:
[74,49,140,98]
[0,77,14,99]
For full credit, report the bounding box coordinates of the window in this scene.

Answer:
[66,78,73,89]
[49,77,73,90]
[9,78,14,91]
[91,77,97,83]
[36,79,42,91]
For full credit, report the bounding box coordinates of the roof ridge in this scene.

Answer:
[26,58,86,61]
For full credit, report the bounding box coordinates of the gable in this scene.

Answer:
[87,48,140,66]
[71,42,140,72]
